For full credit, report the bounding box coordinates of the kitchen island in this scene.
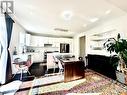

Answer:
[61,58,85,82]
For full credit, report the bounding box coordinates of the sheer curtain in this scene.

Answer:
[0,15,8,84]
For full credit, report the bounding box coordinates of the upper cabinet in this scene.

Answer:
[30,36,56,47]
[29,35,74,53]
[30,36,47,47]
[19,32,31,46]
[19,32,25,45]
[30,36,39,46]
[26,34,31,46]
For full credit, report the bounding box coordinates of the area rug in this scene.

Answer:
[29,69,127,95]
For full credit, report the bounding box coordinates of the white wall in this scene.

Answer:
[10,22,26,56]
[74,14,127,57]
[9,21,26,74]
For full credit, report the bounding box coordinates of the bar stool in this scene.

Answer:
[53,56,59,73]
[58,60,64,74]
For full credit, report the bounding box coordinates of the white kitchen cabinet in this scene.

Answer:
[37,36,43,47]
[43,37,51,44]
[19,32,25,45]
[29,35,74,53]
[31,36,49,47]
[53,42,59,48]
[30,36,39,46]
[26,34,31,46]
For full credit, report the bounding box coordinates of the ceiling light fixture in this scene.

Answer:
[61,10,73,21]
[83,24,87,27]
[90,17,99,22]
[54,28,69,32]
[105,10,111,14]
[30,11,33,15]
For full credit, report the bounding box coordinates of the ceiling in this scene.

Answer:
[11,0,127,37]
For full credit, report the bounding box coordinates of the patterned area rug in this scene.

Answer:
[29,69,127,95]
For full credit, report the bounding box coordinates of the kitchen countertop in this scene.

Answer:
[61,58,82,63]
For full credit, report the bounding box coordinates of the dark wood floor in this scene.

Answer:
[29,63,59,77]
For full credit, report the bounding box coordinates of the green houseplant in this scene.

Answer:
[104,33,127,71]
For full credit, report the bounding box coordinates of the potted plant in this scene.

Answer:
[104,33,127,71]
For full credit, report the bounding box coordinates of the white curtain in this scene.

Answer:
[0,16,7,84]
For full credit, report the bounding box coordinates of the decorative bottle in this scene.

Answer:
[13,47,17,55]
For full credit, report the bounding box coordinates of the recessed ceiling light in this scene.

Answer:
[83,24,87,27]
[61,10,73,21]
[30,11,33,15]
[105,10,111,14]
[54,28,69,32]
[90,17,99,22]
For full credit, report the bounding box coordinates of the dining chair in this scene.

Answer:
[13,55,32,80]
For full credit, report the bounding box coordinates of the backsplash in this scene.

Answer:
[24,46,59,53]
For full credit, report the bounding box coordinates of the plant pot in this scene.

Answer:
[118,57,126,72]
[116,70,125,83]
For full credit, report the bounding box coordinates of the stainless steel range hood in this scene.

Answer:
[44,43,52,47]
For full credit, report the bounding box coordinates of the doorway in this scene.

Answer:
[79,36,86,60]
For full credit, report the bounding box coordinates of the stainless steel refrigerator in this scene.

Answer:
[60,43,70,53]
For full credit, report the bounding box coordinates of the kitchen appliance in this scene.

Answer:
[60,43,70,53]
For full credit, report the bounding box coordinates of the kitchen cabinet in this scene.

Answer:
[62,58,84,82]
[29,35,73,53]
[19,32,31,46]
[30,36,40,46]
[54,43,60,48]
[38,37,45,47]
[26,34,31,46]
[19,32,25,45]
[30,36,48,47]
